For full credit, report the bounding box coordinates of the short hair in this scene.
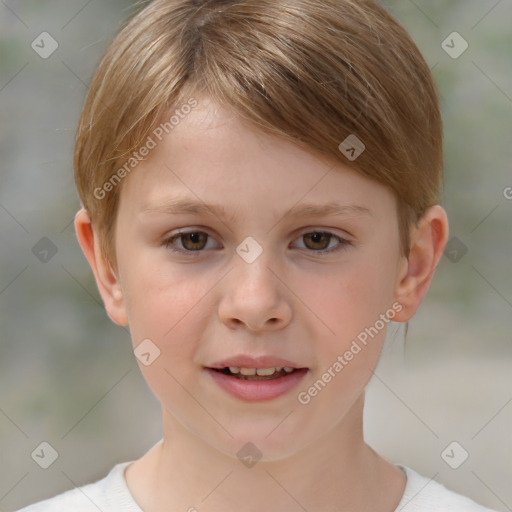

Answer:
[74,0,443,269]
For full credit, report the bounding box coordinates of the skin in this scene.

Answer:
[75,96,449,512]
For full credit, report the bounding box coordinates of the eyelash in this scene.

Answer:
[162,230,352,256]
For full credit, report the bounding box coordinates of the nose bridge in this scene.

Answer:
[218,237,291,330]
[233,235,278,294]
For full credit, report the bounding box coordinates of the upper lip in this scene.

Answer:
[207,355,307,369]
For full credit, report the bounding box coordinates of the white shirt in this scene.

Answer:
[16,462,497,511]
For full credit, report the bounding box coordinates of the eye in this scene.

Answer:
[163,230,219,254]
[293,231,351,254]
[163,229,351,256]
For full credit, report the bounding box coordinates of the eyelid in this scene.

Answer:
[163,228,221,253]
[294,226,353,240]
[291,229,352,254]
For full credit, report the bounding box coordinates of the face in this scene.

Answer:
[108,97,407,460]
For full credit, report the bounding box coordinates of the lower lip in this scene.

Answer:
[206,368,308,401]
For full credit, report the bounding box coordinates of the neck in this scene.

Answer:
[125,394,406,512]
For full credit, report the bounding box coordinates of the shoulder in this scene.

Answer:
[14,462,140,512]
[396,465,497,512]
[15,484,102,512]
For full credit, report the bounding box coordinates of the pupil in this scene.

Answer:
[184,232,205,250]
[307,232,329,250]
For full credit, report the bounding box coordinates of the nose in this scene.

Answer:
[218,250,292,332]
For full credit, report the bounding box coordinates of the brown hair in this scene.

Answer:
[74,0,443,269]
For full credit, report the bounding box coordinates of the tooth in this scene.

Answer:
[229,367,240,374]
[283,367,294,373]
[275,367,282,372]
[239,367,257,375]
[256,367,277,376]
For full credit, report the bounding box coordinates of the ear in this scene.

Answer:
[392,205,449,322]
[74,208,129,326]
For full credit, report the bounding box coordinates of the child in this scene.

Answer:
[18,0,498,510]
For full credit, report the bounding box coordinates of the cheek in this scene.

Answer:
[316,260,397,337]
[121,260,212,352]
[303,250,400,397]
[122,267,213,408]
[294,265,398,426]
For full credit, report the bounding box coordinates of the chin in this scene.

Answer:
[201,420,316,464]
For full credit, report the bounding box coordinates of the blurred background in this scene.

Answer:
[0,1,510,510]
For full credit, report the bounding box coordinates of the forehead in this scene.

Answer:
[117,97,396,221]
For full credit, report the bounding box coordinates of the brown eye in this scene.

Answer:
[302,232,332,251]
[164,231,216,253]
[179,232,208,251]
[293,231,351,255]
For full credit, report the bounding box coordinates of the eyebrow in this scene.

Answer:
[141,198,371,221]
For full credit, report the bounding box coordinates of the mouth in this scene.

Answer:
[204,357,309,401]
[209,366,302,381]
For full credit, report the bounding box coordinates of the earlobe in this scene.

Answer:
[74,208,129,326]
[392,205,449,322]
